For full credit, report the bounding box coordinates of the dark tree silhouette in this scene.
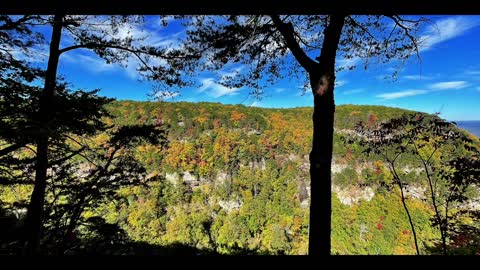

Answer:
[0,15,196,254]
[42,123,169,255]
[0,16,45,160]
[173,15,426,255]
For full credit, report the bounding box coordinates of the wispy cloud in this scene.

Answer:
[465,70,480,76]
[429,81,469,90]
[63,53,116,73]
[403,74,433,80]
[147,31,183,49]
[60,16,182,80]
[219,65,245,79]
[153,90,179,100]
[336,57,361,69]
[198,78,214,93]
[8,43,49,64]
[377,89,428,100]
[419,16,480,52]
[165,92,179,99]
[274,88,286,93]
[198,78,241,98]
[343,88,365,95]
[295,89,310,97]
[335,80,347,88]
[250,101,261,107]
[377,80,470,100]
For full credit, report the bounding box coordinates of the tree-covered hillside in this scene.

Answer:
[1,101,479,255]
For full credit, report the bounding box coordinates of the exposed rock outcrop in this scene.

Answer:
[333,185,375,206]
[218,199,243,212]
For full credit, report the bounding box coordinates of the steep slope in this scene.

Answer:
[2,100,477,254]
[102,101,449,254]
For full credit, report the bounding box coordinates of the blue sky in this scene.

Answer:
[23,15,480,121]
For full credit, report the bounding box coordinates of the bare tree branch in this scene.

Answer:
[347,16,378,42]
[386,15,422,63]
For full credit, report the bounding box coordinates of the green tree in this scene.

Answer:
[4,15,197,254]
[356,113,480,254]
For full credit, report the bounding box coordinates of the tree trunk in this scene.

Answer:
[24,14,63,255]
[395,174,420,254]
[60,197,86,254]
[308,14,345,256]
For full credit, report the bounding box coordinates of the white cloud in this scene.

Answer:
[198,78,241,98]
[295,86,311,96]
[219,65,245,79]
[343,88,365,95]
[265,39,282,52]
[419,16,480,52]
[428,81,468,90]
[335,80,347,88]
[336,57,361,69]
[465,70,480,76]
[63,53,116,73]
[250,101,261,107]
[377,80,471,100]
[147,31,183,49]
[60,16,182,80]
[274,88,286,93]
[377,89,428,100]
[198,78,215,92]
[6,43,49,64]
[403,74,433,80]
[164,92,179,99]
[153,90,179,100]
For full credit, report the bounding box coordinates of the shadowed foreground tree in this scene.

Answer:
[43,123,169,255]
[0,14,198,254]
[354,113,480,254]
[0,79,115,252]
[173,14,427,255]
[0,83,170,255]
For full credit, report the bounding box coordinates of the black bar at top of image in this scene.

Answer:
[1,0,480,15]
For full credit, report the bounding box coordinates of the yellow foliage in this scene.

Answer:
[350,111,361,116]
[194,115,209,124]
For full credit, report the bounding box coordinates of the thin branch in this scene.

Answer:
[347,16,378,42]
[385,15,421,63]
[0,15,38,31]
[385,23,398,49]
[387,151,421,255]
[426,145,439,164]
[293,30,323,50]
[58,42,190,60]
[392,151,402,164]
[49,146,86,167]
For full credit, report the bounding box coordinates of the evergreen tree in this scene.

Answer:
[0,15,192,254]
